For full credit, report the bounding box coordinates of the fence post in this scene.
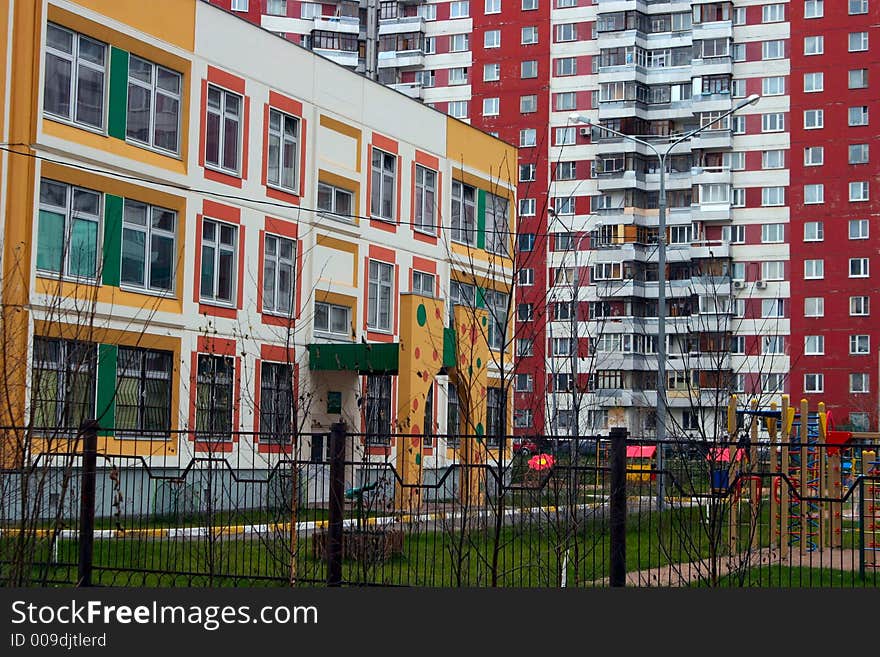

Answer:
[77,420,100,587]
[609,426,627,587]
[327,421,346,586]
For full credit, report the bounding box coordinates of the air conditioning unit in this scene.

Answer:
[579,127,591,137]
[755,280,768,289]
[733,280,745,289]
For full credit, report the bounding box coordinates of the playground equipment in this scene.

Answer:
[626,445,656,484]
[726,394,880,564]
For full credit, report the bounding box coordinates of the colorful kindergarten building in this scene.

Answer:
[0,0,516,501]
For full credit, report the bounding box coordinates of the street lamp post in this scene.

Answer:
[570,93,760,510]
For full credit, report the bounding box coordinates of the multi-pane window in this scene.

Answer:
[849,144,869,164]
[516,338,533,356]
[804,110,823,129]
[556,57,576,76]
[722,225,745,244]
[521,60,538,78]
[730,336,745,355]
[370,148,397,221]
[804,183,824,204]
[37,179,101,279]
[761,261,784,281]
[43,24,106,130]
[850,296,869,316]
[367,260,394,331]
[849,181,869,202]
[451,181,476,244]
[447,101,467,118]
[205,85,242,174]
[804,0,823,17]
[849,257,869,277]
[849,219,869,240]
[805,336,824,355]
[804,373,823,393]
[762,40,784,60]
[450,0,469,17]
[414,165,437,234]
[200,219,238,304]
[762,150,784,169]
[515,374,533,392]
[732,188,745,208]
[557,161,576,180]
[804,259,824,279]
[516,303,533,322]
[761,188,785,207]
[416,70,435,88]
[449,34,469,52]
[486,387,503,443]
[126,56,181,153]
[518,233,535,251]
[266,0,287,14]
[485,0,501,13]
[521,26,538,44]
[803,221,824,242]
[483,63,500,81]
[317,182,353,219]
[804,36,824,55]
[262,234,295,315]
[519,163,536,181]
[762,299,785,318]
[805,297,824,317]
[314,301,351,337]
[520,95,537,113]
[762,374,784,393]
[260,362,293,443]
[850,335,870,355]
[850,373,869,394]
[849,69,868,89]
[365,375,391,444]
[482,97,499,116]
[485,289,508,350]
[520,129,536,147]
[519,198,536,216]
[448,67,467,85]
[121,199,176,292]
[556,23,577,42]
[848,106,869,126]
[804,146,824,166]
[115,347,172,436]
[761,223,784,243]
[762,4,785,21]
[849,32,869,52]
[763,336,784,355]
[484,29,501,48]
[267,109,300,192]
[31,338,96,431]
[555,127,575,147]
[763,76,785,96]
[518,268,534,286]
[446,382,460,441]
[762,113,784,132]
[555,92,576,111]
[849,0,868,14]
[803,72,823,93]
[522,0,537,9]
[196,354,234,438]
[485,192,510,255]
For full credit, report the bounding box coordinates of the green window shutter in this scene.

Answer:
[102,194,123,286]
[96,344,118,435]
[476,189,486,250]
[476,287,486,309]
[108,47,129,140]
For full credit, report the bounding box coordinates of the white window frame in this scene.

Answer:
[262,233,296,315]
[126,55,182,154]
[266,108,300,193]
[370,147,397,221]
[804,335,824,356]
[804,259,824,280]
[367,259,394,332]
[314,301,351,338]
[205,84,243,175]
[199,218,238,305]
[805,297,824,318]
[43,23,107,131]
[849,257,869,278]
[414,165,438,235]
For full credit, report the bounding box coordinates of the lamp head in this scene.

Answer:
[568,113,591,126]
[741,94,761,108]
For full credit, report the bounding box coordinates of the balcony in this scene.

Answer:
[378,49,425,69]
[313,48,359,68]
[388,81,424,100]
[378,16,425,36]
[691,92,733,114]
[312,15,360,34]
[692,19,732,42]
[692,166,731,187]
[688,129,732,151]
[690,56,733,77]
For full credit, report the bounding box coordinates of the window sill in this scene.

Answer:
[120,284,177,300]
[125,137,182,160]
[199,298,237,309]
[313,331,353,342]
[370,215,397,225]
[451,238,477,248]
[413,227,437,238]
[318,211,357,226]
[36,271,99,286]
[266,182,300,197]
[204,163,242,178]
[43,112,106,137]
[262,308,296,320]
[366,327,394,336]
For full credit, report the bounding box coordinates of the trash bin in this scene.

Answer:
[711,469,729,492]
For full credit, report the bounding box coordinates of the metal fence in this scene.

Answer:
[1,423,879,588]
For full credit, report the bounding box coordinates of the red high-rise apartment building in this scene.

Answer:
[789,0,879,430]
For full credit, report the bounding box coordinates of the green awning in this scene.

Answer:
[308,343,399,374]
